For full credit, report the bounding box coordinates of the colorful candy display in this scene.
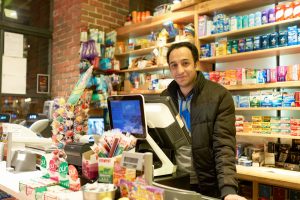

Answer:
[51,90,93,149]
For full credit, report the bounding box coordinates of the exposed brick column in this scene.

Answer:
[52,0,129,98]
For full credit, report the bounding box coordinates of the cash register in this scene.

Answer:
[107,95,191,177]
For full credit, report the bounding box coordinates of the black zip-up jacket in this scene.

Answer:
[161,72,238,198]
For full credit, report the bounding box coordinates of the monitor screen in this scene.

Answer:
[27,114,38,120]
[0,114,10,123]
[107,95,147,138]
[87,117,105,136]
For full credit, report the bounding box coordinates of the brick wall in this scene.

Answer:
[52,0,129,98]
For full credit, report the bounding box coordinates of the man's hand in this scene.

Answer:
[224,194,247,200]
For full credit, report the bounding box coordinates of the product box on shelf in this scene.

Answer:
[198,15,209,37]
[286,64,299,81]
[260,91,273,107]
[282,92,295,107]
[277,66,287,82]
[250,91,261,107]
[272,92,283,107]
[239,96,250,108]
[278,30,288,47]
[269,32,279,48]
[288,25,298,46]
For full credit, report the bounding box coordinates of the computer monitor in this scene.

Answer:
[107,94,190,177]
[144,96,191,150]
[87,117,105,136]
[107,95,147,139]
[0,113,11,123]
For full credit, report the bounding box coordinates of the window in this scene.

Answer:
[0,0,52,119]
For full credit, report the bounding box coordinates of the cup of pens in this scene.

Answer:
[90,129,137,184]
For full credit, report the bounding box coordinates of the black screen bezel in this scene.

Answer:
[107,95,147,139]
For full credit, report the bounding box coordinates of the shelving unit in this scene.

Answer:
[235,107,300,111]
[194,1,300,199]
[224,81,300,91]
[236,132,300,139]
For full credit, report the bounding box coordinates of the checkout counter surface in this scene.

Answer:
[0,168,217,200]
[0,169,82,200]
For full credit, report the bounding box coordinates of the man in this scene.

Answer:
[161,42,246,200]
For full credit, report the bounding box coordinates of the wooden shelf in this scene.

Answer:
[195,0,284,16]
[116,11,194,39]
[119,65,169,73]
[172,0,203,11]
[224,81,300,91]
[236,107,300,111]
[118,89,164,95]
[236,165,300,191]
[92,69,120,75]
[115,46,156,57]
[199,17,300,42]
[237,132,300,139]
[115,39,194,57]
[199,45,300,63]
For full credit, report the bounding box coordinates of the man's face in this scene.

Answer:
[168,47,197,89]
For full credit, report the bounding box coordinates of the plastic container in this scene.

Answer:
[82,185,117,200]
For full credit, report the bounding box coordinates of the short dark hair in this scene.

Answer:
[166,42,199,64]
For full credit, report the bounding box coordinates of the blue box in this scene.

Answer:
[269,32,278,48]
[245,37,253,52]
[239,96,250,108]
[261,34,270,49]
[200,44,210,58]
[278,30,288,47]
[238,38,246,53]
[282,93,295,107]
[253,35,261,50]
[272,92,283,107]
[288,26,298,46]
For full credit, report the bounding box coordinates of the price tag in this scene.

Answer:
[121,151,144,171]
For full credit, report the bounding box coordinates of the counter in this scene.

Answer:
[236,165,300,199]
